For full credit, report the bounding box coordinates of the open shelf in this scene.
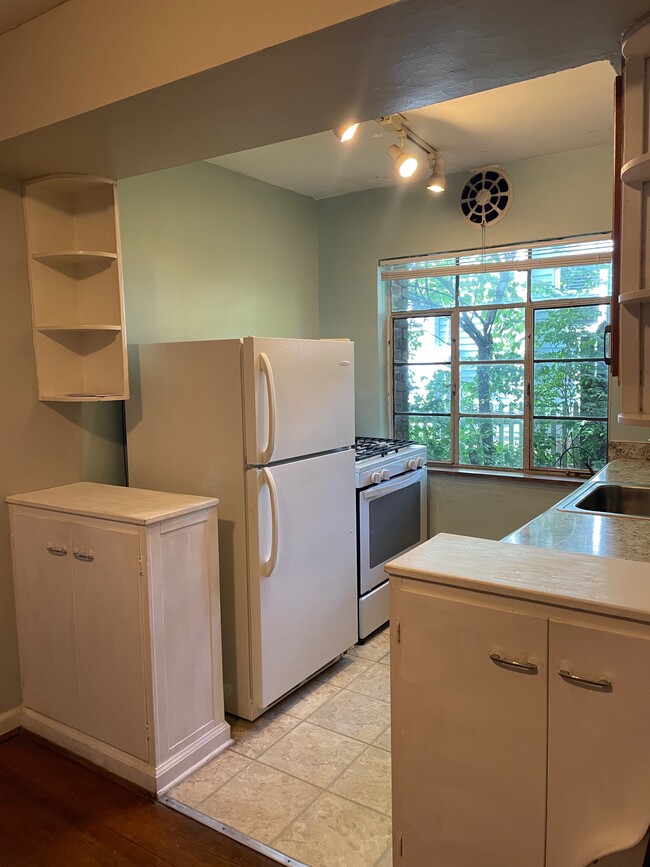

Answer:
[36,325,122,333]
[28,174,116,195]
[621,153,650,187]
[40,393,125,402]
[32,251,117,267]
[618,412,650,426]
[619,288,650,305]
[23,174,128,402]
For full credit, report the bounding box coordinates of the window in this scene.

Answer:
[384,236,612,475]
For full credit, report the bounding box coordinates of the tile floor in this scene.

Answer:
[168,626,392,867]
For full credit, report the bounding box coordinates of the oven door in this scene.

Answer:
[358,467,427,596]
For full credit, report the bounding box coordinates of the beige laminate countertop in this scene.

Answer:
[6,482,219,525]
[387,532,650,623]
[503,460,650,562]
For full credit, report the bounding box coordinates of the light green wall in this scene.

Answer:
[119,161,319,344]
[316,143,637,539]
[317,144,616,436]
[82,160,320,482]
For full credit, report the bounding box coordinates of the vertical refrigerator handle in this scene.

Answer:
[259,352,276,464]
[261,468,279,577]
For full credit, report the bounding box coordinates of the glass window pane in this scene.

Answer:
[393,316,452,363]
[534,305,609,360]
[532,420,608,471]
[459,418,523,469]
[394,365,451,413]
[458,270,527,306]
[531,264,611,301]
[389,276,454,312]
[459,364,524,415]
[534,361,608,418]
[459,308,525,360]
[395,415,451,462]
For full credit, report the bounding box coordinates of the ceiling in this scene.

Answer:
[0,0,67,35]
[207,62,616,199]
[0,0,642,180]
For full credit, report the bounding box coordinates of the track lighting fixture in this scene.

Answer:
[387,130,419,179]
[332,113,447,193]
[426,156,446,193]
[333,122,359,142]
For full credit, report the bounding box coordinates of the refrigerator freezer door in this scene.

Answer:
[242,337,355,465]
[246,449,357,710]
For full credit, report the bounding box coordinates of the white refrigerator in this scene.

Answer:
[126,337,357,720]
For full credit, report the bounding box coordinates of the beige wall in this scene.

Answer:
[0,175,84,716]
[0,0,396,141]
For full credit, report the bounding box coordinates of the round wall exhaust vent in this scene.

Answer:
[459,167,513,227]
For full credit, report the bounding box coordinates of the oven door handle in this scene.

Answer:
[362,468,426,500]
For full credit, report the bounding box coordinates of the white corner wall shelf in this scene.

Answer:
[22,174,129,402]
[619,18,650,425]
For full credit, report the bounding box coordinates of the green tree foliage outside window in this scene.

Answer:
[388,239,611,474]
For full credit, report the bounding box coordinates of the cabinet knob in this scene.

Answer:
[73,551,95,563]
[46,545,67,557]
[489,652,538,674]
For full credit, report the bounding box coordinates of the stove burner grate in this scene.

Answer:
[354,436,417,462]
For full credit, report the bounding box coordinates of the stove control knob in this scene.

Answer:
[370,471,382,484]
[407,459,418,470]
[417,457,424,468]
[381,469,390,481]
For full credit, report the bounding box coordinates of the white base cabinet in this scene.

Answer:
[387,534,650,867]
[7,482,231,794]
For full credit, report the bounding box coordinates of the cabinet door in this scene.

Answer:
[393,588,547,867]
[547,621,650,866]
[72,524,148,760]
[11,513,80,728]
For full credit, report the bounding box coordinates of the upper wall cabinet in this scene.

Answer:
[619,18,650,424]
[22,174,129,402]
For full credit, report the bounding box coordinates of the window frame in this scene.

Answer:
[384,234,612,478]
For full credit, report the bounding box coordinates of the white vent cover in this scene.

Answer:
[460,167,513,227]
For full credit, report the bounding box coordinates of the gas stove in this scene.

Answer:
[353,435,428,639]
[354,436,427,489]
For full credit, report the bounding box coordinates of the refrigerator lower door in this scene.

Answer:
[246,449,357,710]
[242,337,355,466]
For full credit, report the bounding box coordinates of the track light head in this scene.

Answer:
[333,122,359,142]
[427,156,446,193]
[388,134,419,179]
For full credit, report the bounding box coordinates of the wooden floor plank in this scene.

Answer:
[0,734,275,867]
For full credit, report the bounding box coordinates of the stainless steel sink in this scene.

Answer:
[559,482,650,519]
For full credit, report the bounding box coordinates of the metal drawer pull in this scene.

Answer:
[73,551,95,563]
[489,652,538,674]
[46,545,67,556]
[559,669,612,692]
